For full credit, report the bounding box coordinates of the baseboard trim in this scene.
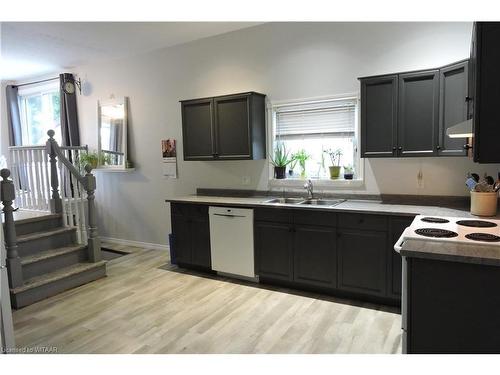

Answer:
[100,237,169,251]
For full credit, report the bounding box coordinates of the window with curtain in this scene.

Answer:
[17,80,61,145]
[273,96,360,180]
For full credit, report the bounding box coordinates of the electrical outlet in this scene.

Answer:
[417,170,424,189]
[242,176,251,186]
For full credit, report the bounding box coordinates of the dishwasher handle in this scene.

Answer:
[212,213,247,218]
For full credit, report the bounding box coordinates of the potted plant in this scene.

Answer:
[343,164,354,180]
[324,148,343,179]
[288,158,298,177]
[79,151,111,170]
[293,149,310,179]
[270,143,294,179]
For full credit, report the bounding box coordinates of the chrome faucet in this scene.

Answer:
[304,179,314,200]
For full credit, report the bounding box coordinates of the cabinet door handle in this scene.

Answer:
[464,144,472,150]
[436,145,441,150]
[398,146,402,151]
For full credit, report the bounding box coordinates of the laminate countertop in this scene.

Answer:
[166,195,486,218]
[166,195,500,265]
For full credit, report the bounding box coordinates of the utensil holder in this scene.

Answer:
[470,191,498,217]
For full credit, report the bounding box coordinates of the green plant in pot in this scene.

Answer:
[293,149,310,179]
[343,164,354,180]
[270,143,294,179]
[324,148,343,179]
[79,150,111,170]
[288,158,298,177]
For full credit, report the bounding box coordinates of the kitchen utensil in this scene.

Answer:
[486,175,495,186]
[471,173,480,183]
[466,177,478,191]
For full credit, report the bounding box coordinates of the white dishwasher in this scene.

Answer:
[209,206,255,279]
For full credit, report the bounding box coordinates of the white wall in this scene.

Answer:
[70,22,500,246]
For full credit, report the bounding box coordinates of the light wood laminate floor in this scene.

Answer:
[13,244,402,354]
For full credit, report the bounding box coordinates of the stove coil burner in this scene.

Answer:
[456,220,498,228]
[421,217,450,224]
[415,228,458,238]
[465,233,500,242]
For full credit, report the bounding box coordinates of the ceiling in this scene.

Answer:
[0,22,261,81]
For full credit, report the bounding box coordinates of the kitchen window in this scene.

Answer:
[18,80,61,146]
[270,94,362,186]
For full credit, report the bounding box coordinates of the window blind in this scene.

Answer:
[275,98,356,137]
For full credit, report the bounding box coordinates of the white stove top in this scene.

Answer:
[401,215,500,247]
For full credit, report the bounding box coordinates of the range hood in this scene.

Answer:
[446,119,473,138]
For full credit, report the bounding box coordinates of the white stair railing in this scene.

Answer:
[8,143,89,245]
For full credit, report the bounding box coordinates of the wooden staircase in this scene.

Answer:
[6,213,106,309]
[1,130,107,310]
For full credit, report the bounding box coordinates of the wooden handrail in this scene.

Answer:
[45,130,101,262]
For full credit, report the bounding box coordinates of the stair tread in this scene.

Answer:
[17,227,76,243]
[21,244,87,265]
[11,260,107,294]
[13,213,62,226]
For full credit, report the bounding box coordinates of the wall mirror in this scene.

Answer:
[97,97,128,169]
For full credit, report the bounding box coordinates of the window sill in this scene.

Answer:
[269,178,364,189]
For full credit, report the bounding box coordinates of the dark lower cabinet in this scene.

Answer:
[170,203,211,269]
[190,216,212,267]
[254,208,409,304]
[171,214,192,264]
[293,224,337,288]
[337,229,387,297]
[254,221,293,281]
[407,257,500,353]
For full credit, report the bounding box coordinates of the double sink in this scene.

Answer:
[262,197,345,207]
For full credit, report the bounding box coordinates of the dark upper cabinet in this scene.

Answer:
[471,22,500,163]
[170,203,211,269]
[360,75,398,157]
[360,61,468,159]
[398,70,440,157]
[293,224,337,288]
[337,228,387,297]
[181,98,215,160]
[181,92,266,161]
[254,221,293,281]
[438,61,469,156]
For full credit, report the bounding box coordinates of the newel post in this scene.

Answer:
[46,130,62,214]
[1,169,23,288]
[84,164,101,262]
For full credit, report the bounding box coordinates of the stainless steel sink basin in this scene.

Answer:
[263,197,306,204]
[299,199,344,206]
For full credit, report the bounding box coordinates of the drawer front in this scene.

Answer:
[337,213,388,231]
[254,208,292,224]
[171,203,208,218]
[292,209,337,227]
[171,203,192,216]
[191,204,209,217]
